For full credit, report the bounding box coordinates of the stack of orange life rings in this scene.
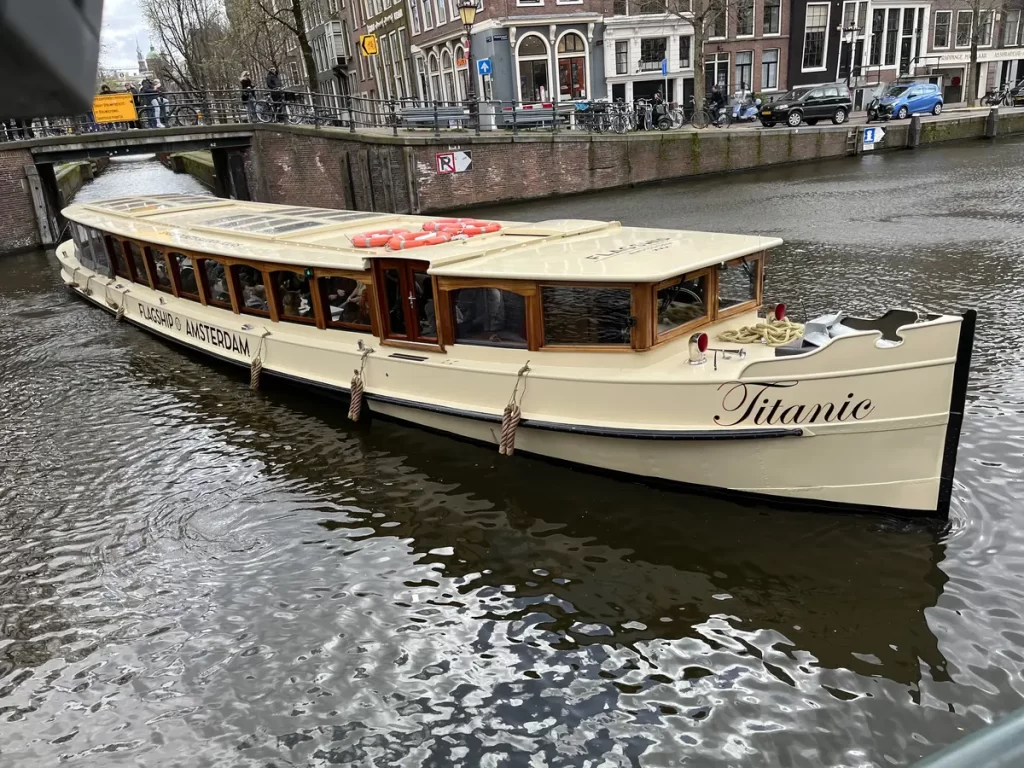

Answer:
[349,219,502,250]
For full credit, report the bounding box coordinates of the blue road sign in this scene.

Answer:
[863,127,877,144]
[478,58,492,76]
[661,58,667,77]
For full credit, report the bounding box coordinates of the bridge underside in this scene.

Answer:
[29,129,253,164]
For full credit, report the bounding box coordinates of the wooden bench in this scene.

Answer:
[400,106,469,129]
[497,105,568,129]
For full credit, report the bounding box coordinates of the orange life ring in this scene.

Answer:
[350,229,411,248]
[387,232,451,250]
[422,219,502,235]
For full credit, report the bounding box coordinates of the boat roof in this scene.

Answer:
[62,195,783,282]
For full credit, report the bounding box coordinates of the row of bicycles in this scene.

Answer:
[573,97,736,133]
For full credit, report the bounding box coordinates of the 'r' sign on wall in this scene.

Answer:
[436,151,473,174]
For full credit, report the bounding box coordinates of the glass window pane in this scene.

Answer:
[87,229,111,277]
[108,238,130,279]
[657,275,708,335]
[452,288,528,348]
[270,270,313,320]
[717,260,759,310]
[542,286,632,346]
[519,35,546,57]
[172,253,199,298]
[127,242,149,285]
[323,276,372,330]
[236,265,269,313]
[203,259,232,308]
[382,269,406,335]
[413,270,436,341]
[150,248,172,291]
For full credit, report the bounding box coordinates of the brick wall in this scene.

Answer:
[0,147,40,253]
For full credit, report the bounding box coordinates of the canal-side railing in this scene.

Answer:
[1,90,727,141]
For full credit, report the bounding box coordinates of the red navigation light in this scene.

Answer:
[774,303,786,321]
[697,332,708,352]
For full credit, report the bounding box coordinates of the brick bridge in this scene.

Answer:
[1,110,1020,255]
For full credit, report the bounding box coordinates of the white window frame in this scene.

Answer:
[614,39,629,75]
[709,1,728,40]
[435,0,447,26]
[762,0,781,37]
[761,48,779,91]
[979,9,995,48]
[422,0,434,30]
[734,50,753,89]
[801,2,830,73]
[555,30,590,98]
[557,0,583,5]
[514,33,553,102]
[736,0,755,39]
[955,10,972,49]
[678,35,691,69]
[1004,9,1021,48]
[932,10,951,50]
[517,0,543,6]
[409,0,422,34]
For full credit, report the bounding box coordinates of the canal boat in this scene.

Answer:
[57,194,975,518]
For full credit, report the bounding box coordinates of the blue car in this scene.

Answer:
[873,82,943,120]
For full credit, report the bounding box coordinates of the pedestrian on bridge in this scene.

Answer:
[266,67,284,122]
[240,71,256,122]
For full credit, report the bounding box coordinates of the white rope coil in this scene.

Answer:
[717,318,804,346]
[498,362,531,457]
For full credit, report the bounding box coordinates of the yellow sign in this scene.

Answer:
[359,34,379,56]
[93,93,138,123]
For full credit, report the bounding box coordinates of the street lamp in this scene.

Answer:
[457,0,478,118]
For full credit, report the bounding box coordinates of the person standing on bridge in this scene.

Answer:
[124,81,141,130]
[240,71,256,122]
[266,66,284,122]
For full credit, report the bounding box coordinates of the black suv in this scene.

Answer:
[760,84,853,128]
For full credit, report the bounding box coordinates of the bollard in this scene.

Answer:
[985,106,999,138]
[907,115,921,149]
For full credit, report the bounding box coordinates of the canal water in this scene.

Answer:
[2,143,1024,767]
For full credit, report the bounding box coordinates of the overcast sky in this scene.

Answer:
[100,0,151,72]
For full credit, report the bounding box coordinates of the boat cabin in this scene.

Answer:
[65,195,780,353]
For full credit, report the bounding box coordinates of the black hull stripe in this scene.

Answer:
[75,288,801,442]
[935,310,977,518]
[72,287,948,519]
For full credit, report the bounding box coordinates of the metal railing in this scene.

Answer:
[1,89,734,142]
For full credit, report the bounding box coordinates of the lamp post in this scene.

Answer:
[457,0,478,120]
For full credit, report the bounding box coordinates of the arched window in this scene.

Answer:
[441,48,456,103]
[454,44,468,101]
[516,33,551,103]
[556,32,588,100]
[428,53,441,102]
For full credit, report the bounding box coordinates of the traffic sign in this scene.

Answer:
[862,126,885,150]
[436,150,473,174]
[661,58,668,76]
[359,34,378,56]
[477,58,492,76]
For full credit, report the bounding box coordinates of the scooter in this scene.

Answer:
[865,95,892,123]
[732,97,762,122]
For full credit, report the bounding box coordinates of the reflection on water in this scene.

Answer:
[2,150,1024,766]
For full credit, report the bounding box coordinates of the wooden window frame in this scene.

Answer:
[122,239,152,288]
[267,267,319,327]
[230,263,274,321]
[167,250,204,303]
[373,258,445,352]
[143,245,174,294]
[316,268,378,336]
[195,256,239,313]
[435,277,538,351]
[713,253,763,323]
[537,282,639,352]
[651,268,713,346]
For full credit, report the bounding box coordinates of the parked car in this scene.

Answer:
[875,82,943,119]
[760,84,853,128]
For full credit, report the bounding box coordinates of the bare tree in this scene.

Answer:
[628,0,732,110]
[945,0,1004,106]
[255,0,320,92]
[141,0,235,91]
[225,0,291,81]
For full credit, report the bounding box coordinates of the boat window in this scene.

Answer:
[147,247,173,292]
[451,288,528,348]
[171,252,200,300]
[200,258,232,308]
[270,269,314,322]
[86,229,111,276]
[382,268,407,336]
[321,276,372,331]
[234,264,270,316]
[657,273,708,337]
[412,269,437,342]
[126,241,151,287]
[541,286,633,346]
[106,237,131,279]
[717,258,760,312]
[72,224,93,270]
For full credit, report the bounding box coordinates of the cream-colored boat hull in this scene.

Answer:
[57,242,974,518]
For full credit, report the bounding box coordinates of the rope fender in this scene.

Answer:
[347,347,374,421]
[717,318,804,346]
[249,330,271,390]
[499,361,531,456]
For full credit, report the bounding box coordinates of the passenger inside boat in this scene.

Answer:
[237,265,268,311]
[205,261,231,305]
[173,253,199,297]
[150,249,172,290]
[271,270,313,319]
[322,276,371,326]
